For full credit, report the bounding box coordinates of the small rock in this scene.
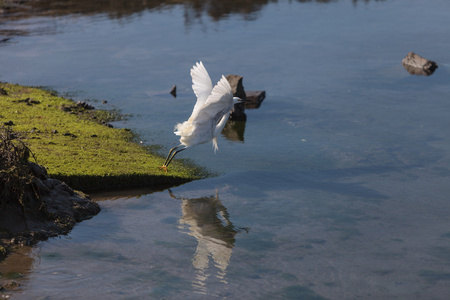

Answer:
[14,98,40,105]
[3,120,14,126]
[51,129,58,134]
[402,52,438,76]
[101,100,108,104]
[0,87,8,95]
[63,132,77,138]
[170,85,177,98]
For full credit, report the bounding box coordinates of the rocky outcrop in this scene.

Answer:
[0,161,100,247]
[225,75,266,121]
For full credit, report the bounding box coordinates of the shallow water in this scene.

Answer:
[1,0,450,299]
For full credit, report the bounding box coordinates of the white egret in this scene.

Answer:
[159,61,240,172]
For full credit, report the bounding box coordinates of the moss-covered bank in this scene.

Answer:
[0,82,208,191]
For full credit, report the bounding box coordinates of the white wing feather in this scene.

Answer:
[190,75,233,124]
[190,61,213,116]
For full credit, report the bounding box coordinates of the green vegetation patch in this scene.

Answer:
[0,82,208,191]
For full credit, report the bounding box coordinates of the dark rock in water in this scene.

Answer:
[244,91,265,109]
[402,52,438,76]
[229,102,247,121]
[170,85,177,98]
[225,75,247,100]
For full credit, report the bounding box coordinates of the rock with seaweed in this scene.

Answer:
[0,127,100,258]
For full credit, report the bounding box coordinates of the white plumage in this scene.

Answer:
[159,62,238,172]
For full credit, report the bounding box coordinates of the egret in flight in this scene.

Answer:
[159,62,240,172]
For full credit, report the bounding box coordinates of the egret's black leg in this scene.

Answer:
[165,147,186,168]
[163,146,180,166]
[159,145,186,172]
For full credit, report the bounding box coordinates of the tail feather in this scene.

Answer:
[174,121,194,136]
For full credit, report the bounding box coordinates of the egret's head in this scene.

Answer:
[233,97,244,103]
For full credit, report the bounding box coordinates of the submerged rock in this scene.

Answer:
[402,52,438,76]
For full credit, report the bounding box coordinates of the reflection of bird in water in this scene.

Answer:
[159,62,242,172]
[169,189,247,294]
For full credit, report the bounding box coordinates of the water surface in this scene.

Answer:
[1,0,450,299]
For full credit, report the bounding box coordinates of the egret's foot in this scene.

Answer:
[158,165,168,172]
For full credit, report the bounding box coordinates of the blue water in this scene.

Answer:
[1,0,450,299]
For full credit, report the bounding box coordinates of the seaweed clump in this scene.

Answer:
[0,127,34,218]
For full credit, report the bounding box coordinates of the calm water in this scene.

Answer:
[1,0,450,299]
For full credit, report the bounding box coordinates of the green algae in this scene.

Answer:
[0,82,208,191]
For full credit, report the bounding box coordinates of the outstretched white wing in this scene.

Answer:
[190,61,213,116]
[190,75,234,124]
